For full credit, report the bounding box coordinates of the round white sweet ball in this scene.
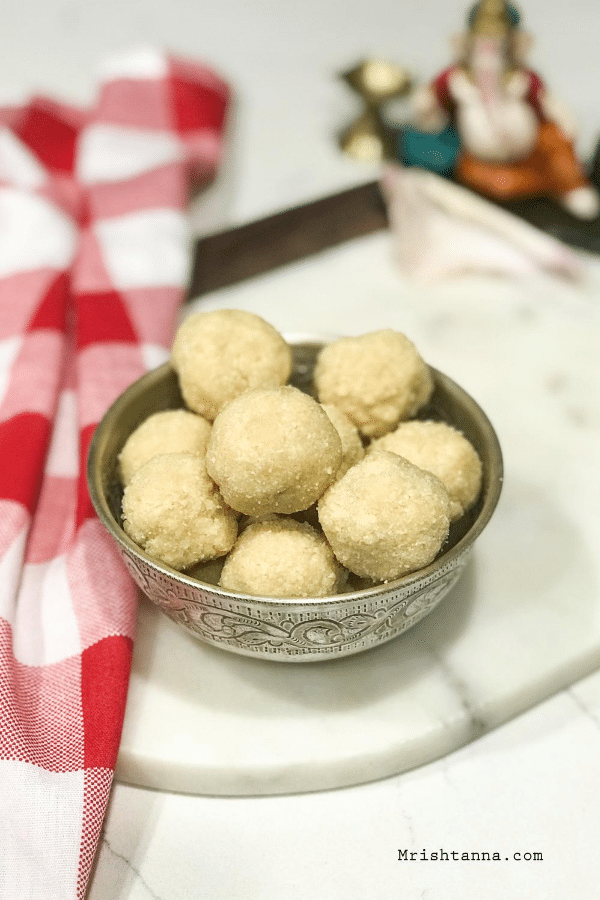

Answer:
[318,450,450,581]
[313,329,433,438]
[369,419,482,521]
[171,308,292,420]
[206,386,343,516]
[118,408,212,486]
[219,517,345,598]
[122,452,238,571]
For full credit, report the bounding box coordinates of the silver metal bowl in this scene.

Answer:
[87,334,503,662]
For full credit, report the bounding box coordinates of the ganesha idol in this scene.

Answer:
[404,0,600,219]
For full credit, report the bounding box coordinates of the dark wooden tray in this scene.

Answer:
[188,181,388,299]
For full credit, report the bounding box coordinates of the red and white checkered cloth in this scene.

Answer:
[0,48,229,899]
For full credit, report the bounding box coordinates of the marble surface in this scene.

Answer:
[5,0,600,896]
[115,233,600,797]
[92,673,600,900]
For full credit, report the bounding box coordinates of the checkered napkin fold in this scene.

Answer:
[0,49,229,899]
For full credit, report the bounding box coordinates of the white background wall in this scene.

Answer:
[3,0,599,225]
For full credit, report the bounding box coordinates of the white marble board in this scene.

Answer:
[115,232,600,796]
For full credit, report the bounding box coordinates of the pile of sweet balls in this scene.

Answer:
[119,309,482,598]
